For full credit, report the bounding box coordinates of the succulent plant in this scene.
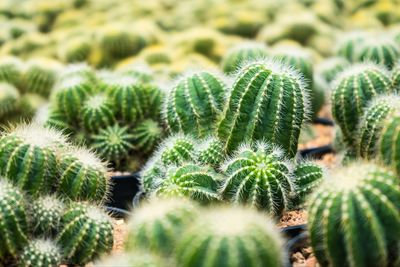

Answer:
[132,119,163,155]
[0,56,22,86]
[37,106,73,133]
[139,156,167,194]
[94,251,168,267]
[317,56,350,84]
[57,147,110,203]
[141,83,164,120]
[57,202,114,265]
[157,134,196,166]
[195,136,225,166]
[57,63,97,85]
[17,93,47,119]
[59,37,92,63]
[217,59,309,157]
[220,142,294,215]
[331,63,392,147]
[0,180,28,260]
[392,63,400,90]
[163,71,226,138]
[335,31,368,62]
[19,239,62,267]
[357,38,400,69]
[82,94,116,133]
[30,195,65,236]
[308,162,400,267]
[125,198,198,254]
[176,206,284,267]
[0,82,20,118]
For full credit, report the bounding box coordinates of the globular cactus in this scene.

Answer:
[119,63,154,83]
[30,195,65,236]
[57,63,97,85]
[335,31,368,62]
[141,83,164,120]
[95,251,168,267]
[132,119,163,155]
[59,36,92,63]
[0,82,20,118]
[18,93,47,119]
[221,42,268,74]
[331,63,392,147]
[19,239,62,267]
[35,105,73,134]
[176,206,284,267]
[0,124,67,196]
[217,59,310,157]
[378,110,400,175]
[317,56,350,84]
[125,198,198,254]
[220,142,294,215]
[195,136,225,166]
[154,133,196,166]
[91,124,135,164]
[57,147,110,203]
[57,202,114,265]
[139,156,167,194]
[357,38,400,69]
[82,94,116,133]
[163,71,226,138]
[0,180,28,260]
[308,162,400,267]
[0,56,22,86]
[392,63,400,90]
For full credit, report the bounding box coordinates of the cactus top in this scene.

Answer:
[64,147,108,171]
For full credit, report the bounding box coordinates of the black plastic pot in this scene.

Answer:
[299,144,334,159]
[313,117,334,126]
[281,224,309,267]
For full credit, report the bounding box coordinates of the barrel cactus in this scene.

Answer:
[195,136,225,166]
[0,82,20,118]
[308,162,400,267]
[157,134,196,166]
[218,59,309,157]
[57,202,114,265]
[392,63,400,90]
[163,71,226,138]
[357,38,400,69]
[317,56,350,84]
[220,142,294,215]
[335,31,368,62]
[331,63,392,147]
[82,94,116,133]
[30,195,65,236]
[379,111,400,175]
[0,56,22,86]
[176,206,284,267]
[94,251,168,267]
[132,119,163,154]
[20,239,62,267]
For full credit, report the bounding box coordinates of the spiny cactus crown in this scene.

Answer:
[356,37,400,69]
[82,93,116,132]
[316,56,350,84]
[131,119,162,154]
[335,31,368,62]
[30,195,65,236]
[20,239,62,267]
[0,82,20,118]
[195,136,225,166]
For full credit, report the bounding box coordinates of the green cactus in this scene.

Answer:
[57,63,97,85]
[308,162,400,267]
[36,105,74,134]
[57,147,110,203]
[221,42,268,74]
[220,142,294,215]
[141,83,163,120]
[94,251,168,267]
[82,94,116,133]
[57,202,114,265]
[217,59,309,157]
[139,157,167,193]
[0,82,20,118]
[60,37,92,63]
[317,57,350,84]
[163,71,226,138]
[19,239,62,267]
[335,31,368,62]
[158,134,196,165]
[132,119,163,154]
[176,206,284,267]
[378,111,400,175]
[30,195,65,236]
[331,63,392,147]
[0,56,22,87]
[18,93,47,119]
[0,180,28,260]
[392,63,400,90]
[125,198,198,254]
[195,136,225,166]
[119,64,154,83]
[357,38,400,69]
[0,124,67,196]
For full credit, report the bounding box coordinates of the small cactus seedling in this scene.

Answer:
[221,42,268,74]
[357,38,400,69]
[317,56,350,84]
[217,59,310,157]
[0,56,22,86]
[91,124,135,164]
[176,206,284,267]
[57,202,114,265]
[125,198,198,254]
[19,239,62,267]
[220,142,294,215]
[30,195,65,236]
[308,162,400,267]
[392,63,400,90]
[0,124,67,196]
[0,180,28,260]
[331,63,392,147]
[81,94,116,133]
[57,147,110,203]
[195,136,225,166]
[163,71,226,138]
[132,119,163,155]
[0,82,20,118]
[335,31,368,62]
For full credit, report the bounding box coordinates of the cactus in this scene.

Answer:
[220,142,294,215]
[357,38,400,69]
[392,63,400,90]
[82,94,116,133]
[0,124,67,196]
[94,251,168,267]
[195,136,225,166]
[132,119,163,155]
[158,134,196,165]
[0,56,22,86]
[91,124,135,164]
[217,59,309,157]
[176,206,284,267]
[36,106,73,134]
[18,93,47,119]
[308,162,400,267]
[163,71,226,138]
[125,198,198,254]
[57,147,110,203]
[335,31,368,62]
[378,110,400,175]
[59,37,92,63]
[30,195,65,236]
[0,180,28,260]
[331,63,392,147]
[57,63,97,85]
[0,82,20,118]
[141,83,163,120]
[317,57,350,84]
[20,239,62,267]
[119,63,154,83]
[57,202,114,265]
[221,42,268,74]
[139,156,167,193]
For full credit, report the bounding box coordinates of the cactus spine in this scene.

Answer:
[132,119,162,154]
[157,134,196,165]
[82,94,116,132]
[19,239,62,267]
[357,39,400,69]
[308,162,400,267]
[163,71,226,138]
[217,59,309,157]
[30,195,65,236]
[292,161,324,206]
[195,136,225,166]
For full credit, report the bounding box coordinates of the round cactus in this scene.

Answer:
[139,156,167,194]
[335,31,368,62]
[221,42,268,74]
[317,57,350,84]
[357,38,400,69]
[30,195,65,236]
[59,36,92,63]
[163,71,226,138]
[94,251,168,267]
[195,136,225,166]
[91,124,135,164]
[36,106,73,134]
[220,142,294,215]
[331,63,393,147]
[0,180,28,260]
[17,93,47,119]
[308,162,400,267]
[57,63,97,85]
[0,56,22,86]
[57,202,114,265]
[141,83,163,120]
[158,134,196,165]
[392,63,400,90]
[0,124,67,196]
[378,111,400,175]
[82,94,116,133]
[119,63,154,83]
[176,206,284,267]
[125,198,198,254]
[217,59,309,157]
[57,147,110,203]
[0,82,20,118]
[20,239,62,267]
[132,119,163,154]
